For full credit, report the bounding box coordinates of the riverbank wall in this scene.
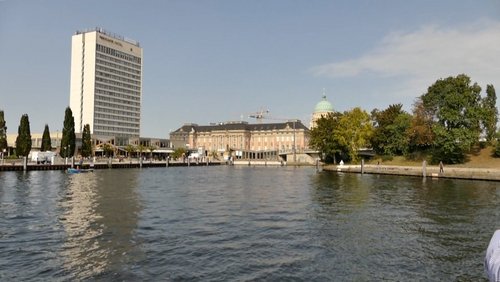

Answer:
[324,164,500,182]
[0,161,222,172]
[233,160,285,166]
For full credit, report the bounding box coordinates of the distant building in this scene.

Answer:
[6,133,61,153]
[3,29,169,158]
[6,133,170,158]
[170,121,310,160]
[69,28,143,142]
[310,92,334,129]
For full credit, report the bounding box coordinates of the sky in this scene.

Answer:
[1,0,499,138]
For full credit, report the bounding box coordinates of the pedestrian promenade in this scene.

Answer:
[324,164,500,182]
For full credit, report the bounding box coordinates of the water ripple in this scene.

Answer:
[0,167,498,280]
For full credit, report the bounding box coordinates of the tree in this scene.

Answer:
[420,74,483,164]
[407,98,434,153]
[171,147,187,160]
[124,144,136,158]
[309,112,344,163]
[482,84,498,143]
[309,108,373,163]
[15,114,32,156]
[41,124,52,151]
[338,107,373,162]
[371,104,411,156]
[0,110,7,152]
[494,141,500,158]
[81,124,92,158]
[102,143,114,157]
[384,113,412,156]
[136,144,145,159]
[148,145,156,159]
[60,107,76,158]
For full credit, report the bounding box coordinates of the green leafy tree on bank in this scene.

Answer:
[0,110,7,152]
[137,144,145,159]
[81,124,92,158]
[494,140,500,158]
[482,84,498,143]
[41,124,52,151]
[371,104,411,156]
[124,144,136,158]
[338,107,373,162]
[309,112,344,163]
[15,114,32,156]
[421,74,483,164]
[102,143,114,158]
[171,147,187,160]
[407,99,435,154]
[309,108,373,164]
[60,107,76,158]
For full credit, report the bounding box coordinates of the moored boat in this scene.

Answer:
[67,168,94,174]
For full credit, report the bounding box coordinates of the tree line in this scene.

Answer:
[0,107,94,159]
[0,107,155,159]
[2,74,498,164]
[310,74,500,164]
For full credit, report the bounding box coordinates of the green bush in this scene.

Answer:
[494,141,500,158]
[479,141,488,149]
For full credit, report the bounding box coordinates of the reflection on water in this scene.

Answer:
[310,171,498,280]
[59,172,105,278]
[412,178,498,279]
[310,172,371,214]
[0,171,67,280]
[58,170,141,280]
[0,167,498,281]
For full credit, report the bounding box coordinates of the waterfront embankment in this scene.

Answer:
[0,158,312,171]
[324,164,500,182]
[0,159,222,171]
[233,160,285,166]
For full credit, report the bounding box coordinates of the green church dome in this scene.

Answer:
[314,95,333,113]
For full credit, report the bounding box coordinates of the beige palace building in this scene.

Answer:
[69,28,143,141]
[170,120,310,160]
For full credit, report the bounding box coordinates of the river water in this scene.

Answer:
[0,166,498,281]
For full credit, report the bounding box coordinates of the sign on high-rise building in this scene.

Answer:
[69,28,143,138]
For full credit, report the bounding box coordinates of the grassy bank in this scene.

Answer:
[365,146,500,169]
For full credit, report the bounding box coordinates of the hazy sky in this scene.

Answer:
[1,0,499,138]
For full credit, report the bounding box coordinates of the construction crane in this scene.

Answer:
[247,108,270,123]
[247,108,299,123]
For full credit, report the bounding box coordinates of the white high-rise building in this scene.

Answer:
[69,28,143,139]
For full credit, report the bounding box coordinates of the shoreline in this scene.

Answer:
[323,164,500,182]
[0,159,223,171]
[0,159,311,171]
[3,160,498,182]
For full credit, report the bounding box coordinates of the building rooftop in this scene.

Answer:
[173,121,309,133]
[75,27,140,47]
[314,95,334,113]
